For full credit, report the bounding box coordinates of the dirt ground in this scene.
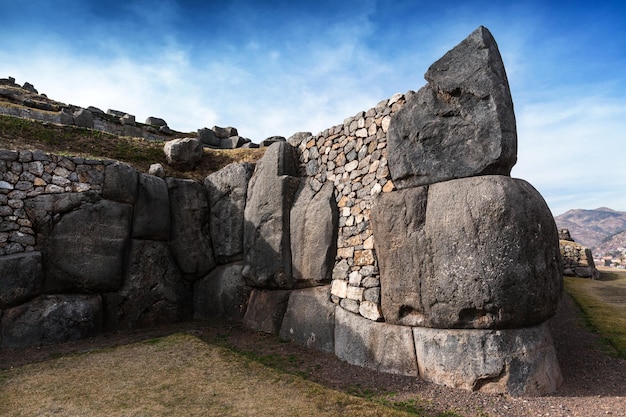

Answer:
[1,293,625,417]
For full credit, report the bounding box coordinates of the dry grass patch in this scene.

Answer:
[0,115,266,182]
[564,269,626,358]
[0,333,418,417]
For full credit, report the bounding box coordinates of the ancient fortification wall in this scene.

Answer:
[0,26,565,396]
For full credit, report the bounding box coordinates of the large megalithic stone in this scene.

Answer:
[371,176,562,329]
[243,142,300,289]
[388,26,517,189]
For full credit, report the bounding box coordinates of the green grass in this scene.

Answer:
[563,269,626,358]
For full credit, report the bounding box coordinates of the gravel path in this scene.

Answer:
[1,293,624,417]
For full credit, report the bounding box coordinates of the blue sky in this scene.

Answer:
[0,0,625,216]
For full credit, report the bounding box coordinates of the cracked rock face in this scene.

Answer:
[388,26,517,189]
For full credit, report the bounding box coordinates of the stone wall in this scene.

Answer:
[287,93,405,320]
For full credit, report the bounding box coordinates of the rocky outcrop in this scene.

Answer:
[388,26,516,189]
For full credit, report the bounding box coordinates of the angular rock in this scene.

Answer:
[145,116,167,127]
[213,125,238,139]
[45,200,133,292]
[243,289,292,334]
[334,306,418,376]
[59,109,74,125]
[102,161,139,204]
[73,108,94,129]
[193,261,250,322]
[261,136,286,147]
[132,174,170,240]
[204,162,254,263]
[287,131,313,148]
[163,138,203,170]
[24,192,97,230]
[103,240,190,330]
[388,26,517,189]
[219,136,246,149]
[290,181,338,287]
[166,178,215,280]
[243,142,300,289]
[198,128,220,147]
[0,252,43,308]
[279,286,335,353]
[413,324,563,396]
[371,176,562,329]
[120,114,135,126]
[1,295,102,348]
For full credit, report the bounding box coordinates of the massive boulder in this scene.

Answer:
[166,178,215,280]
[388,26,517,189]
[290,181,338,287]
[102,162,138,204]
[163,138,203,170]
[45,199,133,293]
[103,240,190,329]
[0,295,103,348]
[243,289,292,334]
[242,142,300,289]
[204,162,254,263]
[371,176,562,329]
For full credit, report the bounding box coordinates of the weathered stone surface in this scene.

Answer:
[204,162,254,263]
[132,174,170,240]
[103,240,190,329]
[145,116,167,127]
[24,193,96,229]
[213,125,238,139]
[193,261,250,322]
[287,131,312,147]
[73,108,94,129]
[166,178,215,280]
[371,176,562,329]
[45,200,132,292]
[163,138,203,170]
[413,324,562,396]
[290,181,338,287]
[198,128,220,147]
[558,228,574,242]
[242,142,300,289]
[334,307,418,376]
[0,252,42,308]
[102,161,138,204]
[560,239,600,279]
[219,136,246,149]
[243,289,291,334]
[279,286,335,353]
[388,26,517,189]
[0,295,102,348]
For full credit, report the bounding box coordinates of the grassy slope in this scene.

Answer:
[564,268,626,358]
[0,333,425,417]
[0,114,265,182]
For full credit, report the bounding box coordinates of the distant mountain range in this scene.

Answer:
[554,207,626,254]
